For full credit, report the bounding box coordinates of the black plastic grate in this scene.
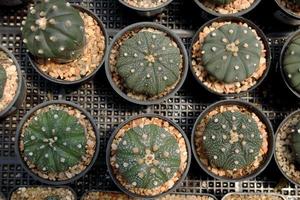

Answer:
[0,0,300,200]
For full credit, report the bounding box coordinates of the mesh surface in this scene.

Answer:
[0,0,299,199]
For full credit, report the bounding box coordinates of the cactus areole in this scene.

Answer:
[116,30,181,96]
[208,0,234,5]
[115,124,181,189]
[0,65,7,99]
[291,122,300,165]
[23,109,86,173]
[201,23,262,84]
[21,0,85,63]
[203,111,262,170]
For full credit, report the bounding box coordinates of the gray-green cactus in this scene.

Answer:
[291,122,300,164]
[283,35,300,93]
[208,0,234,5]
[115,124,181,189]
[44,196,60,200]
[203,111,263,170]
[0,65,7,99]
[21,0,85,63]
[116,31,181,96]
[23,110,86,173]
[201,23,262,84]
[288,0,300,6]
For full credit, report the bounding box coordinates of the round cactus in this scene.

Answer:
[0,65,7,99]
[288,0,300,5]
[208,0,234,5]
[115,124,181,189]
[44,196,60,200]
[201,23,262,84]
[23,110,86,173]
[283,35,300,93]
[21,0,85,63]
[203,111,262,170]
[291,122,300,164]
[116,31,181,96]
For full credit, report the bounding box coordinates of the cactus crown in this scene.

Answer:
[208,0,234,5]
[23,110,86,173]
[203,111,262,170]
[116,30,181,96]
[291,122,300,164]
[289,0,300,6]
[283,34,300,93]
[21,0,85,63]
[44,196,60,200]
[202,23,262,84]
[0,65,7,99]
[115,124,181,189]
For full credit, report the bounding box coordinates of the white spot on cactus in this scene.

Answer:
[288,74,292,78]
[211,32,216,37]
[242,124,246,129]
[159,57,163,61]
[249,149,254,153]
[130,69,135,73]
[291,51,295,55]
[214,118,219,123]
[176,149,180,154]
[132,182,137,186]
[123,52,128,57]
[232,116,236,121]
[170,59,174,63]
[42,167,46,171]
[158,67,162,71]
[63,142,67,146]
[166,168,171,173]
[38,49,44,54]
[31,25,37,31]
[150,168,156,174]
[243,43,249,48]
[222,124,226,129]
[28,152,33,156]
[162,46,166,51]
[30,135,36,140]
[251,134,255,138]
[77,144,82,149]
[52,129,55,133]
[59,46,65,51]
[243,30,248,34]
[133,53,138,57]
[123,162,128,167]
[229,29,234,34]
[142,134,147,139]
[222,55,227,60]
[222,38,228,43]
[45,154,49,158]
[201,50,205,54]
[45,0,49,2]
[255,43,259,47]
[223,135,227,139]
[161,133,166,138]
[151,44,155,48]
[34,35,40,41]
[54,136,58,141]
[163,151,170,157]
[138,172,144,178]
[152,35,156,39]
[213,155,218,160]
[140,63,144,66]
[49,36,57,42]
[137,41,142,45]
[52,5,58,11]
[245,55,250,60]
[242,141,246,146]
[248,119,252,123]
[221,148,226,152]
[163,76,168,81]
[39,11,46,17]
[212,135,216,140]
[40,145,45,149]
[122,140,127,145]
[49,19,56,25]
[41,127,46,132]
[298,129,300,134]
[22,20,26,25]
[66,127,71,132]
[232,126,237,131]
[146,74,151,78]
[30,9,36,14]
[23,39,27,44]
[211,47,217,52]
[234,65,240,70]
[235,149,240,154]
[115,164,119,168]
[54,114,58,119]
[66,2,71,6]
[65,20,72,27]
[60,158,65,163]
[203,136,206,140]
[234,160,239,165]
[153,181,158,186]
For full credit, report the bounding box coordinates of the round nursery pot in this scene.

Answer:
[105,22,188,105]
[274,0,300,26]
[189,16,271,97]
[26,4,108,85]
[191,100,274,181]
[106,114,191,199]
[0,45,26,118]
[15,100,100,185]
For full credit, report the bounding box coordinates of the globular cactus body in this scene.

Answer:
[116,31,181,96]
[21,0,85,63]
[203,111,262,170]
[115,124,180,189]
[202,23,262,83]
[208,0,234,5]
[283,35,300,93]
[0,65,7,99]
[23,110,86,173]
[291,122,300,164]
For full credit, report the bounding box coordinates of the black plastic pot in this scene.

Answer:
[106,114,191,199]
[80,190,128,200]
[9,185,77,200]
[189,16,271,97]
[274,0,300,26]
[105,22,189,105]
[0,0,27,6]
[0,45,26,118]
[191,100,274,182]
[118,0,173,17]
[279,30,300,99]
[193,0,261,19]
[15,100,100,185]
[274,109,300,186]
[27,5,108,85]
[222,192,287,200]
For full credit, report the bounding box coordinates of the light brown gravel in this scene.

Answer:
[110,117,188,196]
[36,11,106,81]
[159,194,215,200]
[0,50,19,112]
[194,105,269,179]
[275,111,300,184]
[10,187,76,200]
[223,193,285,200]
[201,0,256,15]
[19,104,97,181]
[277,0,300,16]
[123,0,169,8]
[82,191,133,200]
[191,21,267,95]
[109,28,183,101]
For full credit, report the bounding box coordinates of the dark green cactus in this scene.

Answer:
[203,111,262,170]
[23,110,86,173]
[288,0,300,6]
[21,0,85,63]
[115,124,181,189]
[202,23,262,84]
[44,196,60,200]
[208,0,234,5]
[291,122,300,164]
[0,65,7,99]
[116,31,181,96]
[283,35,300,93]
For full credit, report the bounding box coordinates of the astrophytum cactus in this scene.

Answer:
[291,122,300,164]
[116,31,181,96]
[44,196,60,200]
[288,0,300,5]
[23,110,86,173]
[208,0,234,5]
[115,124,181,189]
[283,35,300,93]
[201,23,262,84]
[203,111,262,170]
[0,65,6,99]
[21,0,85,63]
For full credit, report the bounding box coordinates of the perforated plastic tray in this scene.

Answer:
[0,0,299,199]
